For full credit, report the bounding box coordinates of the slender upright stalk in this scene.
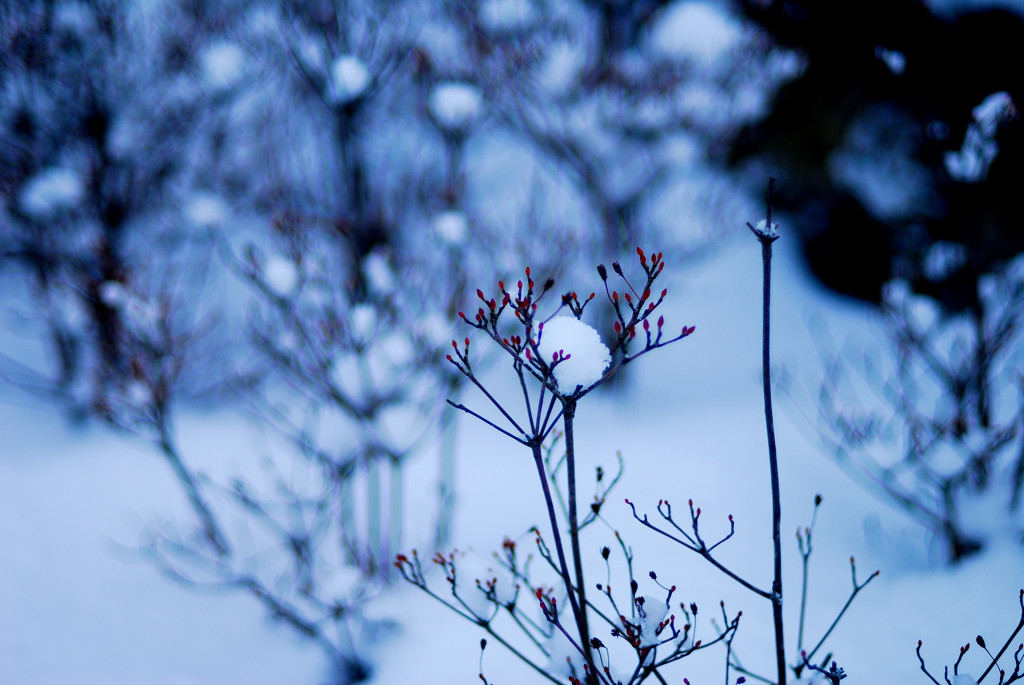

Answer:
[532,424,598,683]
[749,178,786,685]
[562,399,595,676]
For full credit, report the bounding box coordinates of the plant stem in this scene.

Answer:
[562,399,595,677]
[756,178,786,685]
[531,435,596,682]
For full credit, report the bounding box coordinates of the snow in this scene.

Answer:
[350,304,377,341]
[2,237,1023,685]
[328,55,370,105]
[432,210,468,244]
[201,41,245,90]
[536,315,611,392]
[262,256,298,297]
[185,192,229,228]
[875,46,906,74]
[922,240,967,281]
[828,106,933,219]
[362,249,395,294]
[98,281,131,309]
[538,40,587,94]
[19,166,85,219]
[973,92,1016,135]
[752,218,779,239]
[647,1,744,69]
[945,92,1017,183]
[637,595,669,648]
[3,2,1023,679]
[479,0,536,32]
[429,82,483,133]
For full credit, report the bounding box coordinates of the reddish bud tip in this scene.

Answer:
[658,315,664,327]
[525,267,531,276]
[445,354,452,361]
[643,319,650,331]
[465,337,470,346]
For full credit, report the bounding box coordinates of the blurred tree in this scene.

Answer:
[731,0,1023,309]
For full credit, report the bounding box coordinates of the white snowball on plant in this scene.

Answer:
[125,379,153,407]
[201,41,245,90]
[752,218,779,239]
[637,595,669,647]
[98,281,130,309]
[328,55,369,105]
[350,304,377,340]
[264,256,298,296]
[429,82,482,132]
[362,249,394,294]
[945,92,1016,182]
[20,166,84,218]
[537,316,611,392]
[432,210,468,244]
[647,1,742,69]
[951,675,978,685]
[973,92,1015,136]
[185,192,229,228]
[479,0,536,32]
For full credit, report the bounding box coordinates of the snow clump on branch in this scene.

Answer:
[429,82,482,132]
[537,315,610,393]
[328,55,370,105]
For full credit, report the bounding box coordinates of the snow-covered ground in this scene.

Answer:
[2,232,1021,684]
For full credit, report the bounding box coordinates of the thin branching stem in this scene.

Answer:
[531,441,597,680]
[749,177,787,685]
[979,589,1024,682]
[562,399,595,674]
